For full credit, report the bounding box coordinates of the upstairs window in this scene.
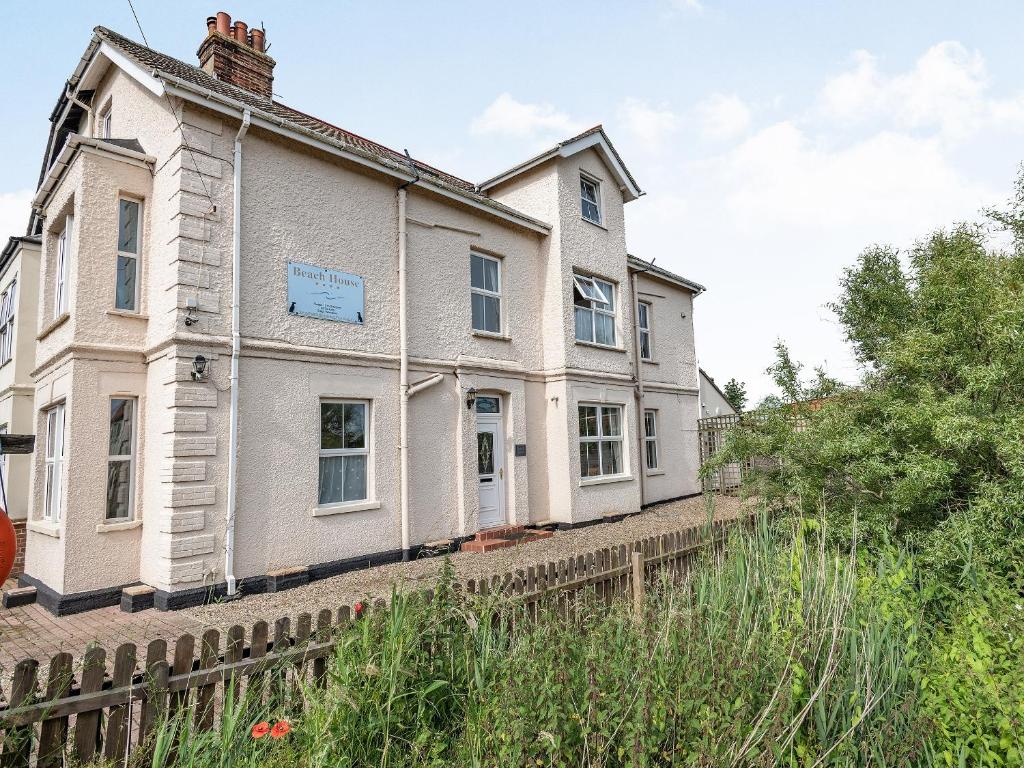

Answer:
[579,404,624,478]
[0,278,16,366]
[54,216,72,318]
[580,174,602,225]
[106,398,136,520]
[574,274,616,346]
[43,403,66,521]
[644,409,659,470]
[319,400,369,506]
[116,198,141,312]
[638,301,652,360]
[470,252,501,334]
[99,105,112,139]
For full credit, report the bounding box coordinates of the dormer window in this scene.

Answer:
[580,174,602,225]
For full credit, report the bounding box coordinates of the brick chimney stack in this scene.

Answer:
[197,11,275,99]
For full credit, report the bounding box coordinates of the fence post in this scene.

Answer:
[1,658,38,768]
[631,550,645,619]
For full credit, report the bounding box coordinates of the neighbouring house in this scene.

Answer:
[698,369,736,418]
[15,12,706,615]
[0,235,41,578]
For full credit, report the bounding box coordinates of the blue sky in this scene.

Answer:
[2,1,1023,400]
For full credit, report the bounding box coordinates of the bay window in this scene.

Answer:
[116,198,141,311]
[319,400,369,505]
[579,404,624,478]
[43,404,65,521]
[54,216,72,318]
[106,398,136,520]
[574,274,616,346]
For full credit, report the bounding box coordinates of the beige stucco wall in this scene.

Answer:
[700,371,736,417]
[21,63,703,601]
[0,243,40,520]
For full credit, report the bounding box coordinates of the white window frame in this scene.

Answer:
[0,277,16,366]
[578,403,625,478]
[318,399,371,507]
[644,409,660,471]
[573,273,616,346]
[115,197,142,313]
[42,403,66,522]
[54,216,72,318]
[470,252,502,334]
[580,173,602,225]
[99,104,112,139]
[638,300,653,361]
[106,397,137,521]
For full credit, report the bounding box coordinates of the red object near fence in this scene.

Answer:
[0,510,15,584]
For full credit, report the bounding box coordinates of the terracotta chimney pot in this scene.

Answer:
[250,28,265,52]
[206,16,217,35]
[215,11,231,36]
[234,20,248,43]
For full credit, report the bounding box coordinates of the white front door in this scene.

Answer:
[476,397,506,529]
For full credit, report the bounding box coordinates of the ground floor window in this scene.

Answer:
[579,404,623,477]
[107,397,136,520]
[644,409,659,470]
[43,403,65,521]
[319,400,369,505]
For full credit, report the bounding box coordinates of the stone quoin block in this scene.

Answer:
[159,509,206,533]
[161,461,207,483]
[168,436,217,457]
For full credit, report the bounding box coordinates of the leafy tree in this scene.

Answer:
[758,341,844,408]
[721,378,747,412]
[707,168,1024,593]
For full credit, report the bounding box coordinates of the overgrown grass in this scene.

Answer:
[88,512,1014,767]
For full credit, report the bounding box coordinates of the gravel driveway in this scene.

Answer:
[1,495,742,676]
[183,494,741,627]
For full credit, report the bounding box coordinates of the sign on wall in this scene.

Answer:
[287,261,364,324]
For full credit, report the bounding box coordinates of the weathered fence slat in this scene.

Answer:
[168,633,195,724]
[194,629,220,731]
[137,639,168,752]
[1,658,38,768]
[103,643,137,763]
[72,645,106,763]
[37,652,72,768]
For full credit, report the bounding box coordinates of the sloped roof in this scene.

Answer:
[89,27,550,232]
[477,125,643,201]
[627,255,705,294]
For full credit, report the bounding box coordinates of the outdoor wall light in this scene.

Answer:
[191,355,208,381]
[466,387,477,410]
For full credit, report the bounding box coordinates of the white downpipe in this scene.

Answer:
[408,373,444,397]
[225,109,251,597]
[398,187,410,557]
[630,270,646,507]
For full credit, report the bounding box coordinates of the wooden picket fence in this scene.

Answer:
[0,519,732,766]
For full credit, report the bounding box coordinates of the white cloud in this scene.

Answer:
[470,93,584,140]
[617,98,680,147]
[0,190,32,241]
[696,94,751,141]
[668,0,704,11]
[819,42,1024,139]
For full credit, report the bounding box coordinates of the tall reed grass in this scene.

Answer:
[107,515,933,767]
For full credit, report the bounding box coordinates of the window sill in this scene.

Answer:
[579,473,634,488]
[582,216,607,231]
[645,469,666,477]
[313,499,381,517]
[641,358,659,366]
[27,519,60,538]
[576,340,627,353]
[106,309,148,321]
[37,312,70,341]
[472,330,511,342]
[96,519,142,533]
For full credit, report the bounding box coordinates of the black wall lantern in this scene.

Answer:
[191,354,208,381]
[465,387,477,410]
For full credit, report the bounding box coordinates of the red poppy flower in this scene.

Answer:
[270,720,291,739]
[251,721,270,739]
[354,601,364,615]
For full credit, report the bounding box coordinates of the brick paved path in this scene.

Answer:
[0,495,740,694]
